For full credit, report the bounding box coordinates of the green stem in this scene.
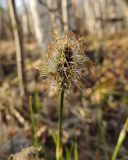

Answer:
[29,96,38,147]
[112,118,128,160]
[56,89,65,160]
[96,106,109,160]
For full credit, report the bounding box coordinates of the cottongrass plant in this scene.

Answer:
[38,31,94,160]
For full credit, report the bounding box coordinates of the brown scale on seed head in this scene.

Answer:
[38,31,94,96]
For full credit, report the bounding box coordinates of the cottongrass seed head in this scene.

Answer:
[38,31,94,96]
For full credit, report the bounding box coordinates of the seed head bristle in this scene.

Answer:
[38,31,94,96]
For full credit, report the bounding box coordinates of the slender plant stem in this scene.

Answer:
[96,106,109,160]
[112,118,128,160]
[74,139,78,160]
[29,96,38,147]
[57,89,65,160]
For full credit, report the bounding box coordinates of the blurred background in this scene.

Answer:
[0,0,128,160]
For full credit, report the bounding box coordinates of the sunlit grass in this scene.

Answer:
[112,118,128,160]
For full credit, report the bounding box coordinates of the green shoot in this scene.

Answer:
[96,106,109,160]
[29,96,39,147]
[34,92,41,113]
[66,148,72,160]
[52,131,57,146]
[74,140,78,160]
[112,118,128,160]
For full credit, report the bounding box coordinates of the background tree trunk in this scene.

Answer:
[21,0,31,38]
[61,0,68,31]
[28,0,51,49]
[71,0,128,36]
[8,0,26,97]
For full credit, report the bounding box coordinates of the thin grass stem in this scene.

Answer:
[96,106,109,160]
[29,96,39,147]
[74,140,78,160]
[112,118,128,160]
[56,89,65,160]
